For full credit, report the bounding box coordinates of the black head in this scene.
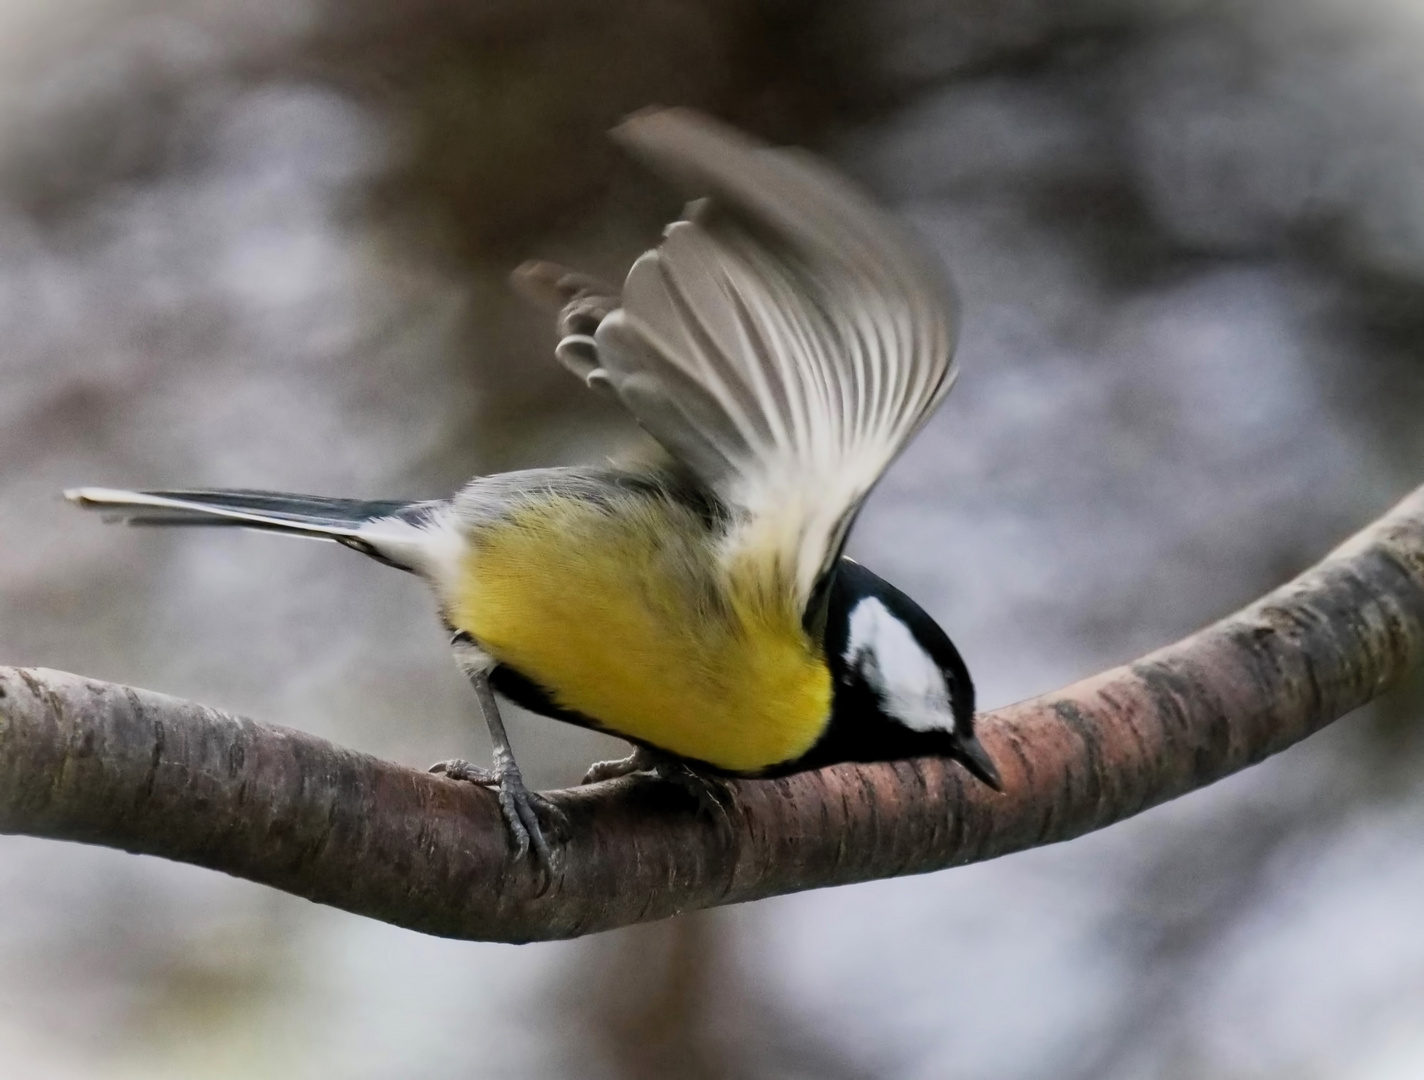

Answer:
[794,559,1001,790]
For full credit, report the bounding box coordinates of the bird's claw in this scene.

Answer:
[497,772,569,877]
[655,761,735,836]
[582,749,652,785]
[429,757,496,785]
[430,757,568,887]
[582,749,735,836]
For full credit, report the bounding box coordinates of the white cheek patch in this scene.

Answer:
[844,597,955,733]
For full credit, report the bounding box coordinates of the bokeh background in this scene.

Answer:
[3,0,1424,1076]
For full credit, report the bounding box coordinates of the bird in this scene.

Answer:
[66,107,1001,875]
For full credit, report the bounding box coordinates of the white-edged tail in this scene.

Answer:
[64,487,466,585]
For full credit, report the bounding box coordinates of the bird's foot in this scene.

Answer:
[652,759,735,834]
[429,757,569,884]
[429,757,496,785]
[583,749,734,835]
[582,747,661,785]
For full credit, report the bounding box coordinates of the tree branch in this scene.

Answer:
[3,484,1423,942]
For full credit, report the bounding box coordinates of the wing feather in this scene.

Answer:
[580,109,961,607]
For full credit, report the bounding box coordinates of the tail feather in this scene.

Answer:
[64,487,419,536]
[66,486,465,582]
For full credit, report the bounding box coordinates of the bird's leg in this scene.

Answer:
[430,670,568,877]
[584,746,735,834]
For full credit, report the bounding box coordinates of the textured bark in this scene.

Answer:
[2,484,1423,943]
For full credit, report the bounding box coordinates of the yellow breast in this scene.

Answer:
[447,493,831,773]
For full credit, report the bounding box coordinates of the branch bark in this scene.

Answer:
[3,484,1423,943]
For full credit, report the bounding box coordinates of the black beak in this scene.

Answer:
[954,732,1003,792]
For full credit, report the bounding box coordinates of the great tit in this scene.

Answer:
[66,108,1001,871]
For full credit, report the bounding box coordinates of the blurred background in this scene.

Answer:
[2,0,1424,1076]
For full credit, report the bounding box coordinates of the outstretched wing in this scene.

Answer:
[550,109,960,609]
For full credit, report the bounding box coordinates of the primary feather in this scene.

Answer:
[587,109,960,608]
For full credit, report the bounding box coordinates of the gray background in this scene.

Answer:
[2,1,1423,1076]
